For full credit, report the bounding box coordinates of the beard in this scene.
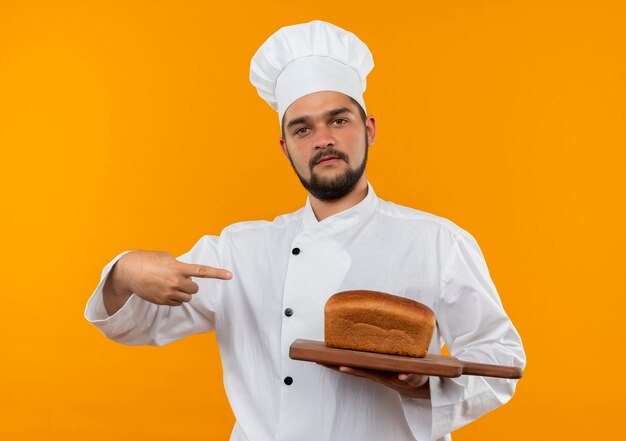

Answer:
[286,134,369,201]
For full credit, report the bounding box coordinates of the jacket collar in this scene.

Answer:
[298,182,379,241]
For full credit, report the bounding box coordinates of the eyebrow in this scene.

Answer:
[286,107,355,131]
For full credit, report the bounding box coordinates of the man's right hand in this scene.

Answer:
[102,250,233,315]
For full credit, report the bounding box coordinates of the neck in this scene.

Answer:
[309,176,369,222]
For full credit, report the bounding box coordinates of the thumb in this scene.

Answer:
[398,373,428,387]
[178,262,233,280]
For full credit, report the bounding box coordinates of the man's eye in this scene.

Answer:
[333,118,348,125]
[294,127,309,136]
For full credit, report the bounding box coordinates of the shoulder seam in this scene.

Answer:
[222,210,303,234]
[375,201,466,237]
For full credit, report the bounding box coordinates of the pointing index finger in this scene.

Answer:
[178,262,233,280]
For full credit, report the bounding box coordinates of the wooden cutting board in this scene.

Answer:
[289,339,523,379]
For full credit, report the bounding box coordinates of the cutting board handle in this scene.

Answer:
[459,360,523,379]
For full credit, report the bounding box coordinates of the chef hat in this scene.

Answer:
[250,20,374,126]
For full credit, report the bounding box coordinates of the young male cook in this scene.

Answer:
[85,20,526,441]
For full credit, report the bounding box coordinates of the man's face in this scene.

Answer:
[279,91,376,201]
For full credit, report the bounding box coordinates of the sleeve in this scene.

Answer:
[83,234,226,346]
[400,229,526,441]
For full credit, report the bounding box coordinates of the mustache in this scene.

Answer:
[309,149,349,169]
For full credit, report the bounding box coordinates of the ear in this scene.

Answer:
[279,138,289,160]
[365,115,376,147]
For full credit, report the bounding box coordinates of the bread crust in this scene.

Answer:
[324,290,436,358]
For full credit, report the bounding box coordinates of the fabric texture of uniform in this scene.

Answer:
[85,183,526,441]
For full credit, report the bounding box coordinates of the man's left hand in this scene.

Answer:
[322,365,430,399]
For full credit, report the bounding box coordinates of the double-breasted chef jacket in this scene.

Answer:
[85,183,526,441]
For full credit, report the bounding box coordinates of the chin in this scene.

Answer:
[313,164,348,176]
[312,172,344,183]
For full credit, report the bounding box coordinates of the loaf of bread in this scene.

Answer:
[324,290,436,357]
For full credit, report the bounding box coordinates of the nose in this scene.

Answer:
[313,124,335,150]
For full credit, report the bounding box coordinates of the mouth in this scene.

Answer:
[315,155,341,165]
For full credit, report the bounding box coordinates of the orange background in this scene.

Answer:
[1,1,624,439]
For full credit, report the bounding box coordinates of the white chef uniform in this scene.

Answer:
[85,182,526,441]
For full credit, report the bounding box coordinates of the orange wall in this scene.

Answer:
[1,1,624,439]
